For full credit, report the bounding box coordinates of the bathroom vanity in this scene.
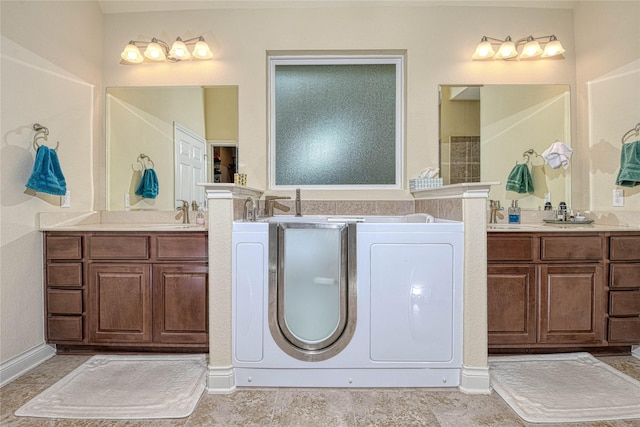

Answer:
[487,227,640,352]
[44,230,208,353]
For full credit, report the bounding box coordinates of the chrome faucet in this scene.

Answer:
[176,200,190,224]
[295,188,302,217]
[264,195,291,217]
[243,197,256,222]
[489,200,504,224]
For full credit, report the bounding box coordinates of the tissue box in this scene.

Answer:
[409,178,443,190]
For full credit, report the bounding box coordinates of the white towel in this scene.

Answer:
[542,141,573,169]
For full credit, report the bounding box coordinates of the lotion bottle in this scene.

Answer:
[508,200,521,224]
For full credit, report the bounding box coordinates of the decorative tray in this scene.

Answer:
[543,219,594,225]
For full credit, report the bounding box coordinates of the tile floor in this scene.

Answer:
[1,354,640,426]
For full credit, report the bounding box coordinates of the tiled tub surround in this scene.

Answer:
[209,183,491,395]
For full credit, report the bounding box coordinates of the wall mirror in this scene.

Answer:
[439,84,571,210]
[106,85,238,211]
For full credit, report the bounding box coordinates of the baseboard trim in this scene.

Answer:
[0,344,56,387]
[206,365,236,394]
[459,364,491,394]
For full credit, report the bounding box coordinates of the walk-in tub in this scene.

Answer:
[232,214,463,387]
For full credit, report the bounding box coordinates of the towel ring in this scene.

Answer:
[621,123,640,144]
[135,153,155,170]
[32,123,59,151]
[518,149,536,165]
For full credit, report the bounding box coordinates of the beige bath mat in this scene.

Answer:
[15,354,206,419]
[490,352,640,423]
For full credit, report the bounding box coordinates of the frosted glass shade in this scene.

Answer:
[192,40,213,59]
[541,39,566,58]
[495,38,517,59]
[519,39,543,59]
[472,39,495,60]
[144,42,166,61]
[120,44,143,64]
[169,39,191,60]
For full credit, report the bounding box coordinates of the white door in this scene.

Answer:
[174,122,207,209]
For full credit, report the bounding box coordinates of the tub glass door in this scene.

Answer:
[277,223,347,351]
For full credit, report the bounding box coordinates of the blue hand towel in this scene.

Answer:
[506,163,534,194]
[25,145,67,196]
[135,168,159,199]
[615,140,640,187]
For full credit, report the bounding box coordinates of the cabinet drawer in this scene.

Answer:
[608,317,640,343]
[46,235,82,260]
[487,236,534,261]
[610,236,640,261]
[87,235,149,259]
[155,234,207,260]
[610,291,640,316]
[540,236,603,261]
[610,264,640,289]
[47,289,83,314]
[47,316,83,341]
[47,263,82,287]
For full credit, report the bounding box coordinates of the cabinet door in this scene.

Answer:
[487,265,536,345]
[153,264,208,344]
[538,264,605,344]
[88,264,152,343]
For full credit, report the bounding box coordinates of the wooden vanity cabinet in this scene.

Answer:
[44,231,208,352]
[608,234,640,343]
[488,232,606,349]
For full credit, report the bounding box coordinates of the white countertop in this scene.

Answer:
[39,223,207,232]
[487,223,640,232]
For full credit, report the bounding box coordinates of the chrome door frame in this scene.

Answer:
[268,221,357,362]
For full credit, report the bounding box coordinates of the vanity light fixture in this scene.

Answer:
[472,34,565,61]
[120,36,213,64]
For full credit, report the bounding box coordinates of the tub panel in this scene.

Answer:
[234,241,266,362]
[369,243,455,362]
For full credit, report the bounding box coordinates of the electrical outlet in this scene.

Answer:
[613,189,624,207]
[61,190,71,208]
[544,193,551,204]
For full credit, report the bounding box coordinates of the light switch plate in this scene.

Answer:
[613,189,624,207]
[61,190,71,208]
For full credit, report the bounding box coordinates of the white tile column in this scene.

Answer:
[202,184,263,393]
[412,182,497,394]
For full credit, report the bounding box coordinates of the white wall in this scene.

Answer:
[574,2,640,217]
[101,4,576,201]
[0,1,103,363]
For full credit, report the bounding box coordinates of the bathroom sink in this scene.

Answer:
[140,223,205,229]
[487,223,546,230]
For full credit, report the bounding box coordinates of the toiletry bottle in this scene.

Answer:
[558,202,567,221]
[196,209,205,225]
[508,200,521,224]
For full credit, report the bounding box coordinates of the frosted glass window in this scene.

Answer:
[269,56,404,188]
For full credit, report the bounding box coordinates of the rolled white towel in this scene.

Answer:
[542,141,573,169]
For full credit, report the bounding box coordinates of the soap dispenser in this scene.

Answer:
[508,200,521,224]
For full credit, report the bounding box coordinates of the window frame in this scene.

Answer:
[268,54,405,190]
